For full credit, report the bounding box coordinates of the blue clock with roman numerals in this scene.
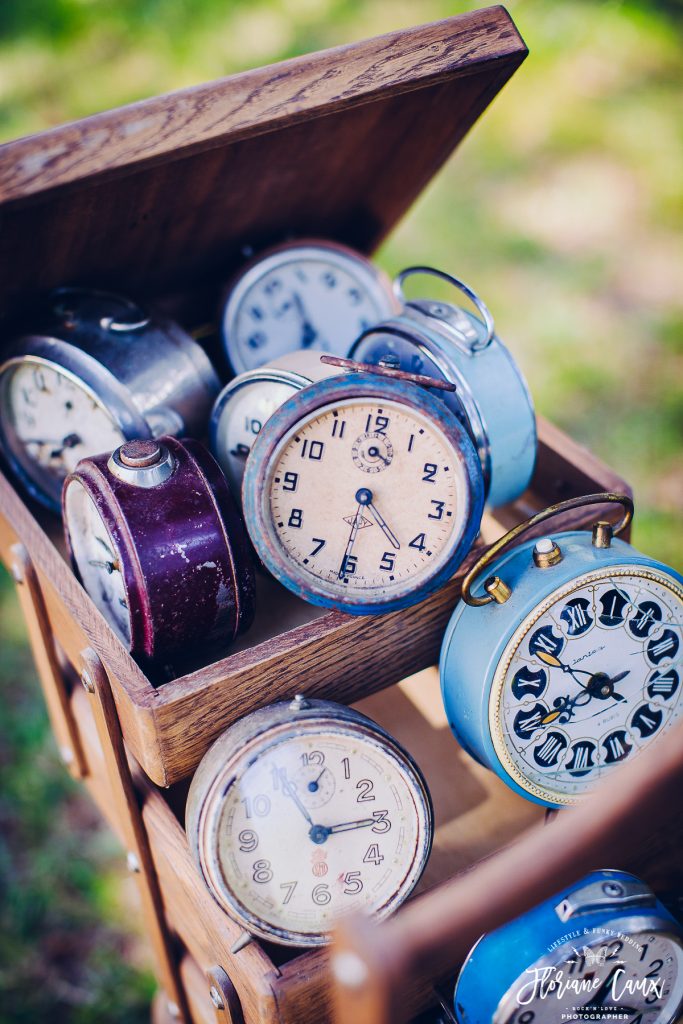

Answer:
[440,494,683,807]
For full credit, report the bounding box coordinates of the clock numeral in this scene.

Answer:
[309,537,326,557]
[379,551,395,572]
[252,859,273,884]
[280,881,297,905]
[33,367,49,392]
[371,810,391,834]
[645,958,664,977]
[247,331,266,350]
[602,729,632,765]
[322,272,337,288]
[241,794,271,818]
[630,702,664,739]
[21,386,37,407]
[282,471,298,491]
[300,750,325,768]
[409,533,427,552]
[422,462,437,483]
[288,508,303,529]
[238,829,258,853]
[560,597,593,637]
[513,703,548,739]
[511,667,548,701]
[428,500,445,520]
[250,305,263,320]
[565,740,597,777]
[532,731,567,768]
[628,600,663,639]
[407,434,415,453]
[342,757,351,780]
[312,883,331,905]
[342,871,363,895]
[356,779,375,802]
[598,587,630,627]
[647,628,679,665]
[229,442,250,460]
[243,416,262,436]
[340,554,357,577]
[647,668,679,701]
[363,843,384,866]
[529,625,564,660]
[348,288,362,306]
[300,439,324,460]
[365,413,389,434]
[331,418,346,439]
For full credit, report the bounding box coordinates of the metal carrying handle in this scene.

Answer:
[461,492,634,607]
[51,286,150,333]
[393,266,495,351]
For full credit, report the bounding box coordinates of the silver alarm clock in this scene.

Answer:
[0,287,220,510]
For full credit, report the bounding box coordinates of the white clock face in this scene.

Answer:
[0,359,125,504]
[64,480,131,645]
[263,397,469,606]
[498,930,683,1024]
[214,378,300,498]
[224,247,392,373]
[210,722,430,943]
[491,567,683,804]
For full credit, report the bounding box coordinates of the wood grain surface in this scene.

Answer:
[0,8,526,320]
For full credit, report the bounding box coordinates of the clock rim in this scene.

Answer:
[242,371,485,614]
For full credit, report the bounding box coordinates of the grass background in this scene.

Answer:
[0,1,681,1020]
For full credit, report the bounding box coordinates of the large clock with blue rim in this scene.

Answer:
[440,493,683,808]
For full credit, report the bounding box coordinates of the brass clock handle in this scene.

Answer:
[461,492,634,608]
[392,266,495,351]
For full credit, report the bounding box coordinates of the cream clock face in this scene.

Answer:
[64,480,131,645]
[497,930,683,1024]
[264,397,469,602]
[210,724,431,943]
[223,246,393,373]
[491,567,683,804]
[0,359,125,503]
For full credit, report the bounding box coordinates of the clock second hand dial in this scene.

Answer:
[356,487,400,550]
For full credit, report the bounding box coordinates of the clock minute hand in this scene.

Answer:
[356,488,400,550]
[325,818,376,835]
[338,501,363,579]
[277,767,314,827]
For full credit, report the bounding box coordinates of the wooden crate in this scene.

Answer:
[1,8,668,1024]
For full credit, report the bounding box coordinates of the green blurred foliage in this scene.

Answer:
[0,0,681,1019]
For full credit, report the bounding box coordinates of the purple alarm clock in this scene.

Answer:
[63,436,255,674]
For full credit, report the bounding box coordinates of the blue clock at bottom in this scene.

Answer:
[454,869,683,1024]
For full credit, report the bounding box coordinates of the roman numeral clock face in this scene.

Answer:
[492,568,683,804]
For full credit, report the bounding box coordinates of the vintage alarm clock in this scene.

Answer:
[210,350,340,500]
[454,869,683,1023]
[350,267,536,508]
[186,695,433,947]
[220,239,398,374]
[440,493,683,808]
[242,356,485,614]
[0,287,220,511]
[62,436,255,671]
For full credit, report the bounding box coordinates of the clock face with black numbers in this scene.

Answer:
[491,567,683,804]
[197,715,432,946]
[221,243,395,374]
[253,394,474,611]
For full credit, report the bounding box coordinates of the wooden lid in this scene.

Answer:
[0,6,526,322]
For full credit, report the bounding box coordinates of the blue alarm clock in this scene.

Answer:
[454,869,683,1024]
[440,493,683,808]
[242,357,485,614]
[349,266,536,509]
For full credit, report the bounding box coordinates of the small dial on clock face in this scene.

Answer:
[0,359,125,505]
[265,397,469,605]
[224,247,393,373]
[213,379,299,498]
[64,480,131,646]
[492,567,683,804]
[212,723,430,943]
[498,930,683,1024]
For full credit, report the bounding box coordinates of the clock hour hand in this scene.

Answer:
[308,817,376,844]
[292,292,319,348]
[540,670,631,725]
[356,488,400,549]
[88,558,119,574]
